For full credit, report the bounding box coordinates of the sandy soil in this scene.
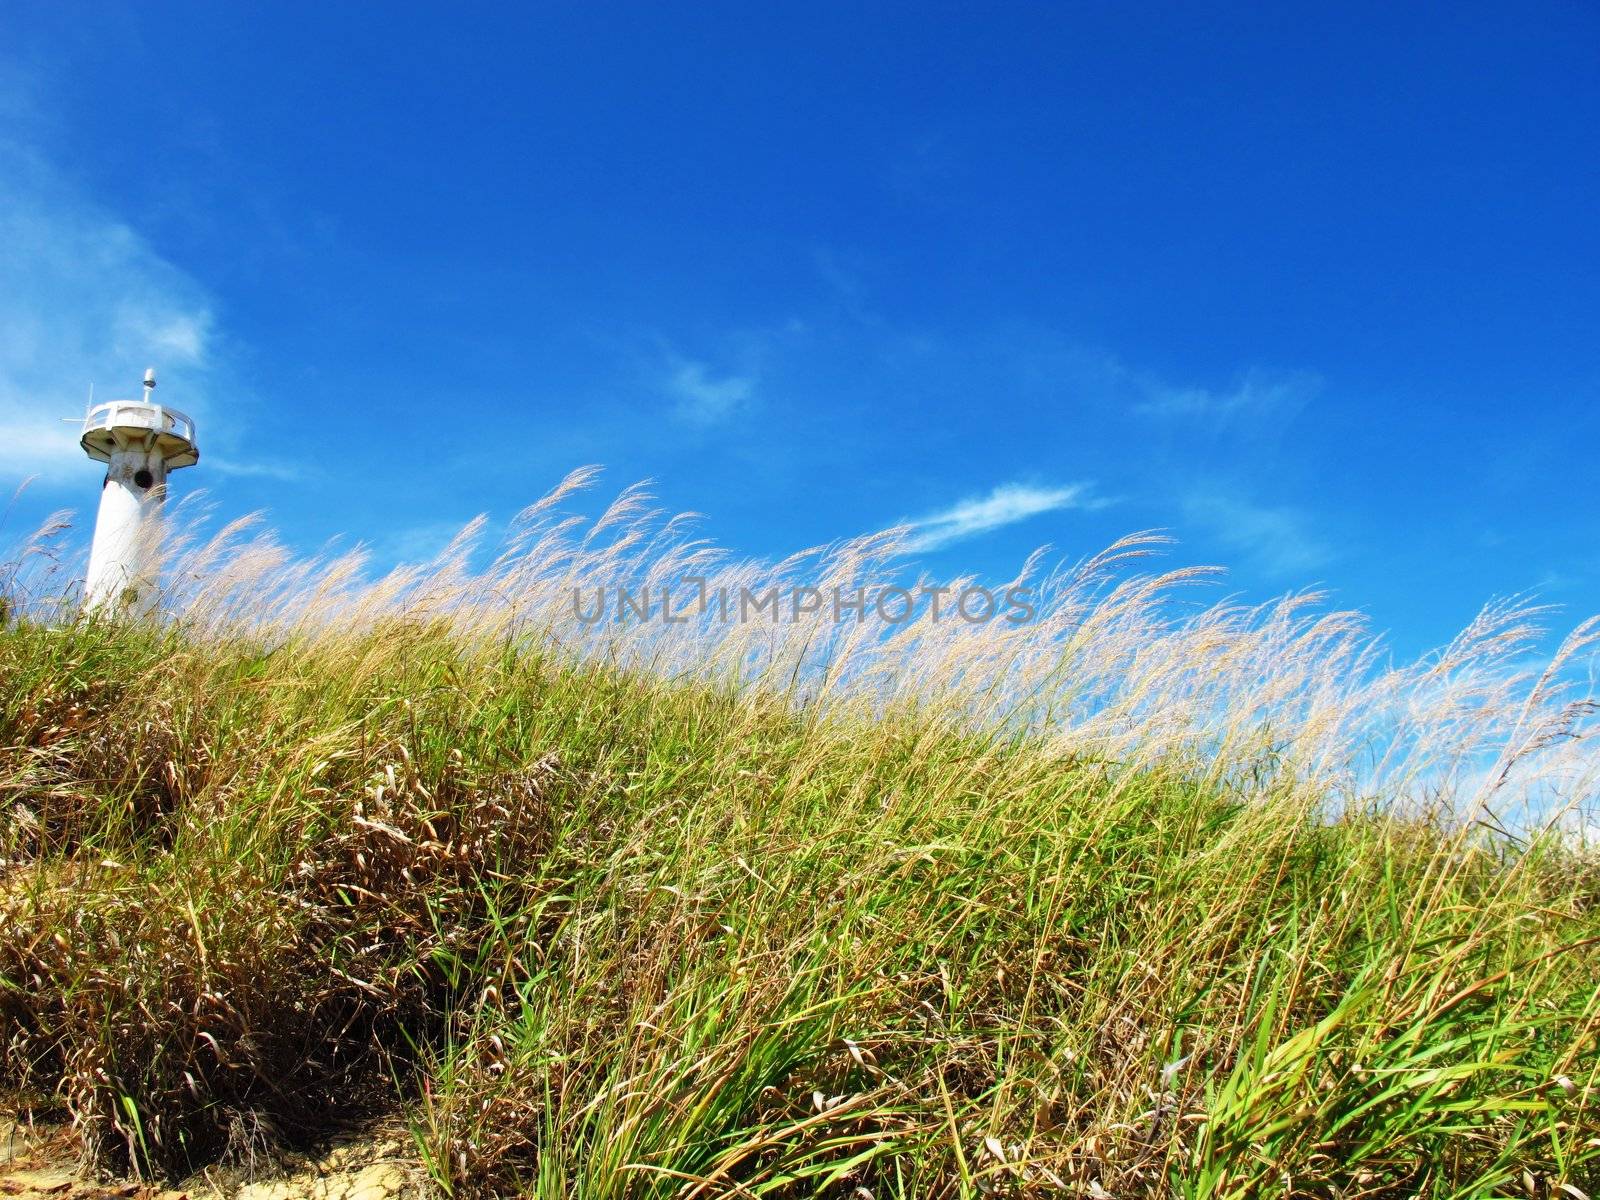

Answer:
[1,1115,426,1200]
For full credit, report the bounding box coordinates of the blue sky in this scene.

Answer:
[2,1,1597,658]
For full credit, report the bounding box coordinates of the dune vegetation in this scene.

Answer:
[2,470,1598,1198]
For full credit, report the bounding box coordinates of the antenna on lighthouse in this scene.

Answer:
[79,367,199,615]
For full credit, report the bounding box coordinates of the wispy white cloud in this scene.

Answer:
[664,356,755,425]
[379,520,469,564]
[1184,491,1331,579]
[904,481,1099,552]
[0,422,83,485]
[375,516,498,567]
[205,456,306,482]
[812,246,876,324]
[0,142,217,488]
[1132,367,1322,420]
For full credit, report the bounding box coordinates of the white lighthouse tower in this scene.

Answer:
[79,369,199,615]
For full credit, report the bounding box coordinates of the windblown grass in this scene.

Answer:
[1,471,1597,1197]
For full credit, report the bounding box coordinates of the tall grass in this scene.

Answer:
[2,471,1597,1197]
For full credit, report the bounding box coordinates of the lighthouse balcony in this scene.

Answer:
[80,401,200,468]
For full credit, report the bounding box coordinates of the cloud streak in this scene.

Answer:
[1184,490,1332,579]
[0,142,217,487]
[1132,367,1322,420]
[664,356,755,425]
[904,481,1097,552]
[205,456,307,482]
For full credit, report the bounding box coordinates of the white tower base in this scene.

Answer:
[84,446,172,615]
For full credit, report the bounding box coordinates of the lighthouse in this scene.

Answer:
[79,369,199,615]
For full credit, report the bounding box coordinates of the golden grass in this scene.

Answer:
[1,471,1597,1196]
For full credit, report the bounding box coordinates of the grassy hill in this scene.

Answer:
[2,479,1597,1197]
